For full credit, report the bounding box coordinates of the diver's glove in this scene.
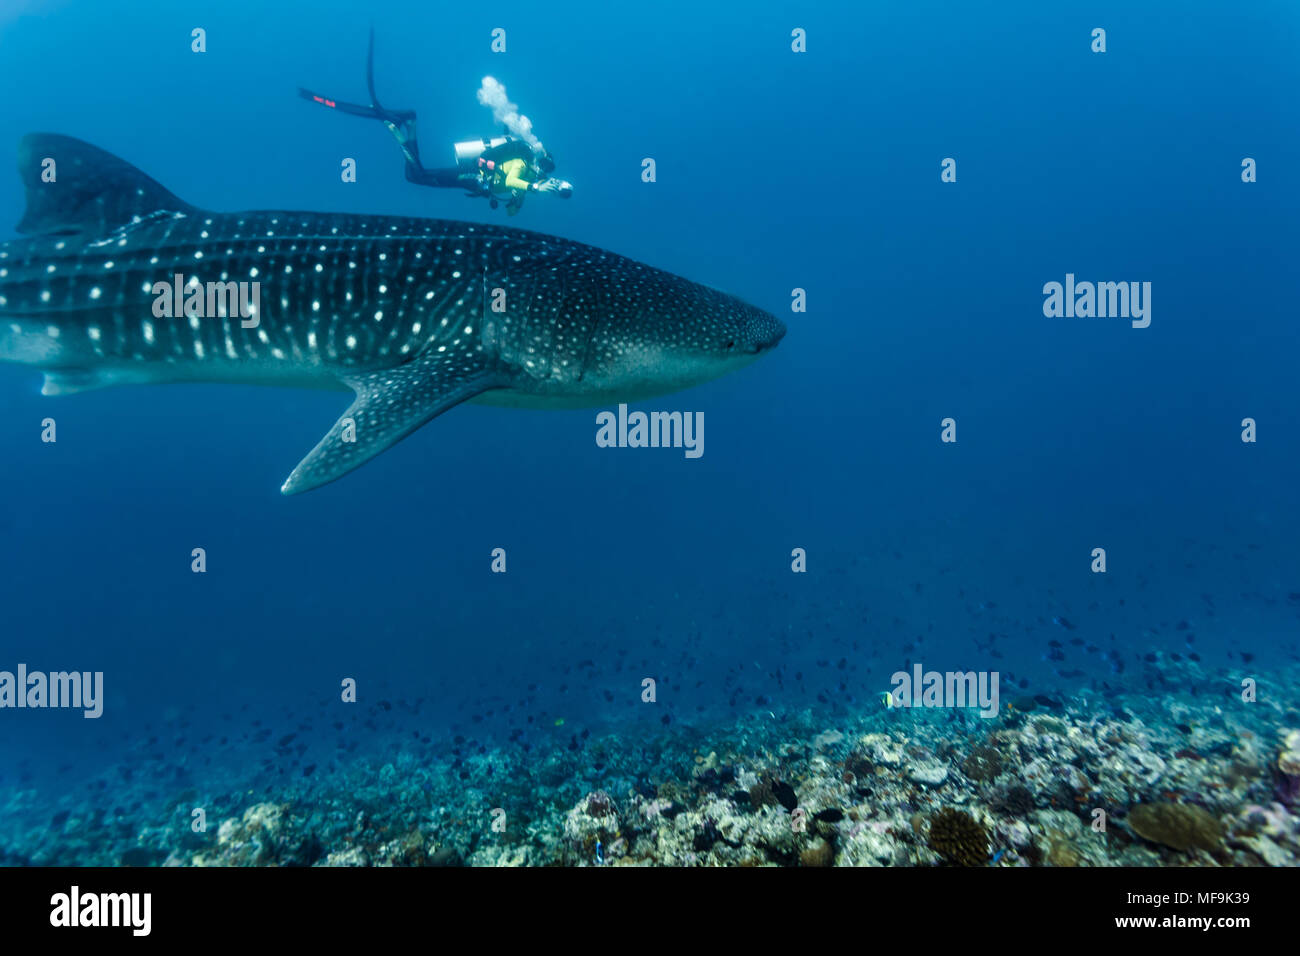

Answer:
[532,178,573,197]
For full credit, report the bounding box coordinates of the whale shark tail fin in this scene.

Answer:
[15,133,198,237]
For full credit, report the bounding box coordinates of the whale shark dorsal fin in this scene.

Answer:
[280,349,505,495]
[15,133,198,236]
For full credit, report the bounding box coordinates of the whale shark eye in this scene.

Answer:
[724,340,735,350]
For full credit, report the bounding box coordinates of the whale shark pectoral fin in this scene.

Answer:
[41,368,154,395]
[42,370,116,396]
[280,349,504,496]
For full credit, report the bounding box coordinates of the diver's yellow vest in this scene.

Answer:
[492,157,534,195]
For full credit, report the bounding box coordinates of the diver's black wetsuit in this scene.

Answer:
[381,116,466,189]
[298,92,518,195]
[406,162,462,188]
[399,128,536,193]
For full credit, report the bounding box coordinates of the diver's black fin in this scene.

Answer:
[361,28,414,121]
[299,29,414,125]
[366,26,380,107]
[15,133,197,237]
[299,87,393,120]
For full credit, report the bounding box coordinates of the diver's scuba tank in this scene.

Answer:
[454,137,509,173]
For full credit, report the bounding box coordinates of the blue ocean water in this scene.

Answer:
[0,0,1297,860]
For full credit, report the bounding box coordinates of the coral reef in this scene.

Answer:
[3,663,1299,867]
[927,808,989,867]
[961,746,1002,783]
[1127,802,1222,854]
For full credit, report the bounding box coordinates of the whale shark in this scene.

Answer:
[0,134,785,493]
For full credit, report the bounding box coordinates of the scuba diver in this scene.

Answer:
[299,31,573,216]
